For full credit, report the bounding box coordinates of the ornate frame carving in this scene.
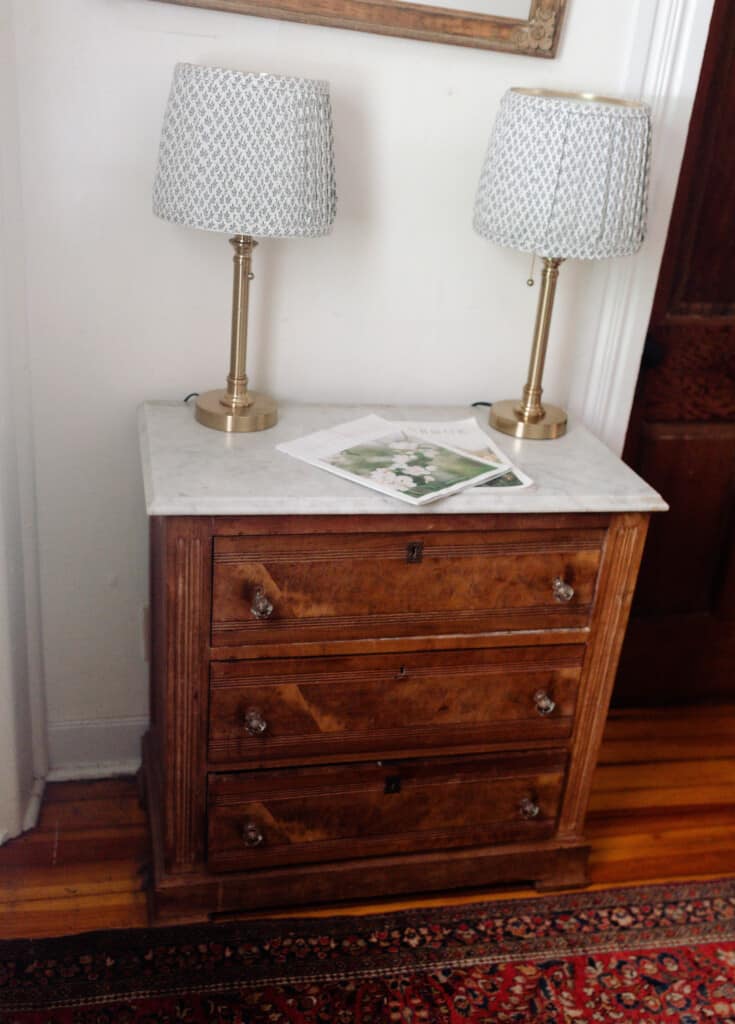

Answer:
[155,0,567,57]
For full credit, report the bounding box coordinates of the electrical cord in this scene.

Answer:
[182,393,491,409]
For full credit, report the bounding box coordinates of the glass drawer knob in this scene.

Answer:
[519,797,540,820]
[534,690,556,716]
[251,586,274,619]
[242,822,264,848]
[552,577,574,603]
[244,709,268,736]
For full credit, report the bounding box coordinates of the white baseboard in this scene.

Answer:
[46,716,147,781]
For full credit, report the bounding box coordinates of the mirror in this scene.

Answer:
[155,0,567,57]
[401,0,530,16]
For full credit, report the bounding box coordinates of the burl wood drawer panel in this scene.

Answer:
[208,645,583,766]
[211,528,603,647]
[207,751,565,872]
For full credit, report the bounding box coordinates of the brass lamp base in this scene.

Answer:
[490,399,567,440]
[195,390,278,433]
[489,256,568,441]
[194,235,279,434]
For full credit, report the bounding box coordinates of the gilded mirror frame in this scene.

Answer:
[154,0,567,57]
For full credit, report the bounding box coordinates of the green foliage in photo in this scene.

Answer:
[327,433,498,500]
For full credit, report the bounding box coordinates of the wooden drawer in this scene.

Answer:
[207,751,565,872]
[208,645,583,766]
[211,528,603,648]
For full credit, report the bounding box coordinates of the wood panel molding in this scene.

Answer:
[558,514,649,838]
[640,325,735,421]
[161,520,211,873]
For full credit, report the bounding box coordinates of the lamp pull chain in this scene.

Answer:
[527,254,536,287]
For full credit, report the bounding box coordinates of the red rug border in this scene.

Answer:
[1,876,735,1013]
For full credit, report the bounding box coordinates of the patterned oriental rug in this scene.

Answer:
[1,879,735,1023]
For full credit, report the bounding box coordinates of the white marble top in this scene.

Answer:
[139,401,667,516]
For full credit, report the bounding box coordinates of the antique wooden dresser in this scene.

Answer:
[139,401,666,923]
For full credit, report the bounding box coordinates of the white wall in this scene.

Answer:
[8,0,708,773]
[0,0,46,836]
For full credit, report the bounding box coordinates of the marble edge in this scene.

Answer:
[145,495,669,516]
[138,405,158,516]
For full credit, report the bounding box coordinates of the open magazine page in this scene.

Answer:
[395,418,533,489]
[277,415,511,505]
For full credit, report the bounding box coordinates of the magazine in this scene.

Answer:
[277,415,512,506]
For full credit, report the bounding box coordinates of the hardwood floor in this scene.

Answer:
[0,705,733,939]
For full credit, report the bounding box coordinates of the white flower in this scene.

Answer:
[369,468,415,491]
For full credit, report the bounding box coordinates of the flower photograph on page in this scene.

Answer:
[482,467,529,487]
[326,432,503,501]
[393,418,532,490]
[455,444,532,489]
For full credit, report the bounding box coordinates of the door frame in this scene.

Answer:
[569,0,717,455]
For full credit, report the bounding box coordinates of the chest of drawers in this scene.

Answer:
[139,402,666,924]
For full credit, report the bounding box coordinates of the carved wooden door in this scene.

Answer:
[613,0,735,705]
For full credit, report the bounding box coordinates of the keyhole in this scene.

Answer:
[406,541,424,563]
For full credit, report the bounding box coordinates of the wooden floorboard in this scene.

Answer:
[0,705,733,939]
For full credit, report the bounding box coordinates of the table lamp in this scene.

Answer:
[473,88,651,439]
[153,63,336,432]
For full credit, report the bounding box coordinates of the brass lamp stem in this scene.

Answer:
[223,234,256,410]
[194,235,278,432]
[489,256,568,440]
[518,257,562,423]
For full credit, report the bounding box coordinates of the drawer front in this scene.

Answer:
[208,645,583,766]
[207,751,565,872]
[211,529,603,648]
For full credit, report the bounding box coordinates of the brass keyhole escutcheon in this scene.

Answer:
[406,541,424,563]
[384,775,402,794]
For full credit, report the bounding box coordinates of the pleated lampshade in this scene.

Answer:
[153,63,336,239]
[472,87,652,441]
[151,62,337,434]
[473,88,651,260]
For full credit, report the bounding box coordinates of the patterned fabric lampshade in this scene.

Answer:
[153,64,336,238]
[473,88,651,259]
[472,87,651,442]
[152,63,337,434]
